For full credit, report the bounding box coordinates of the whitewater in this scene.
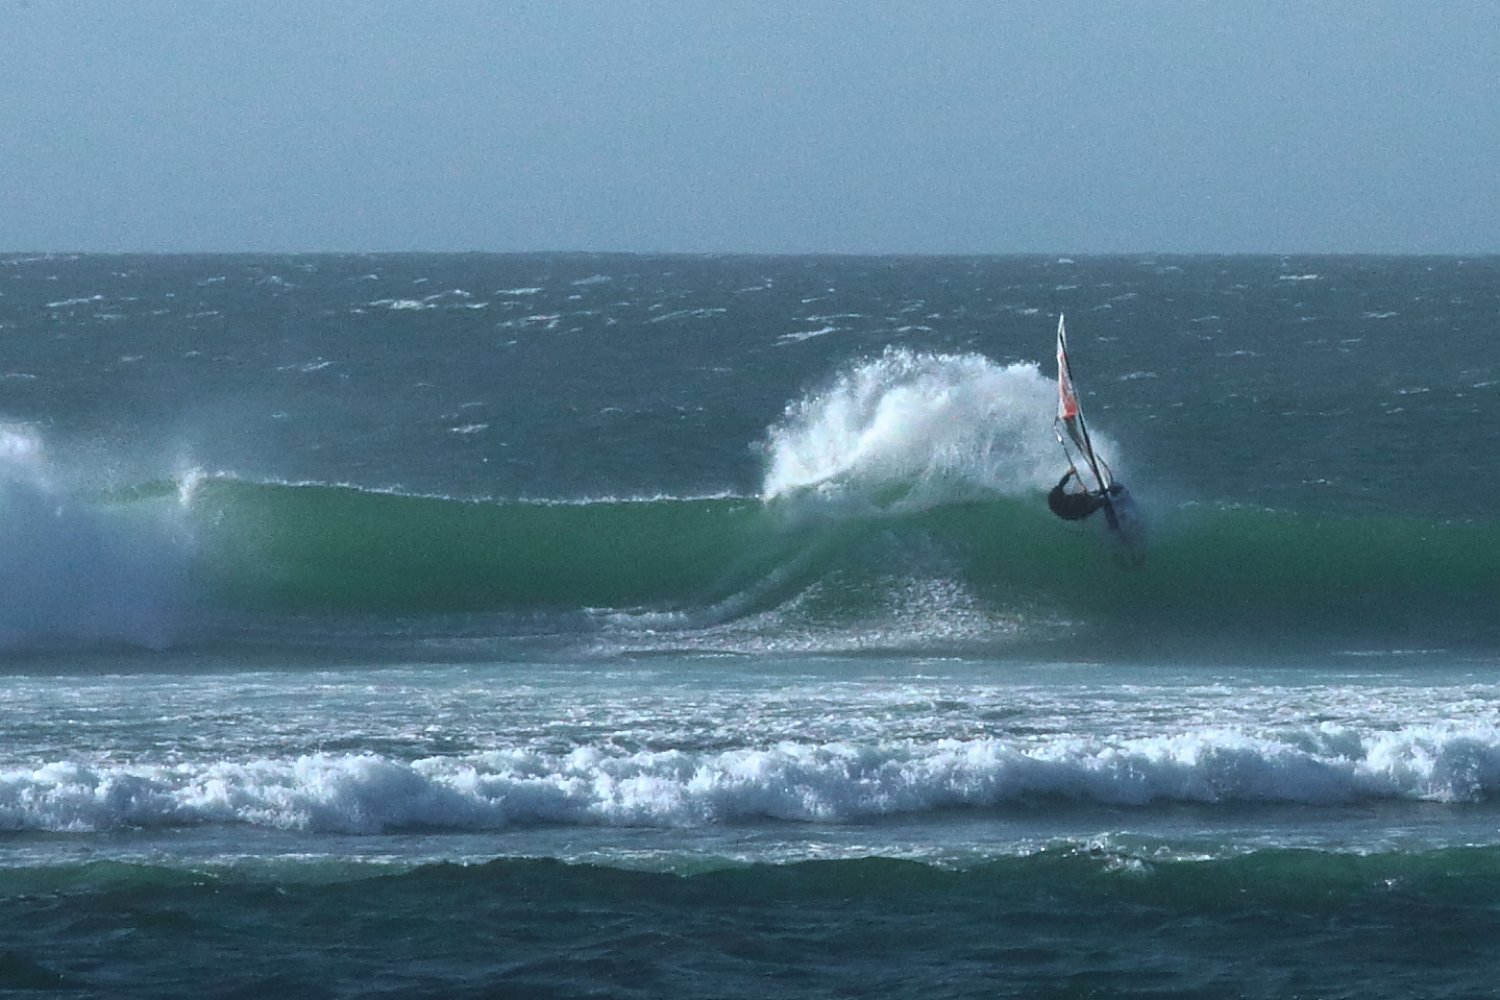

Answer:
[9,665,1500,838]
[3,253,1500,999]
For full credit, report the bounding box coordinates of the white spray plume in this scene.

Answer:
[761,349,1108,511]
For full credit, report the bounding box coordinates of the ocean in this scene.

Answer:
[2,252,1499,998]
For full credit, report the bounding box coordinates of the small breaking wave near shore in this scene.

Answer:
[9,722,1500,835]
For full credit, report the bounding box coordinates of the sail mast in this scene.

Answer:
[1055,314,1113,493]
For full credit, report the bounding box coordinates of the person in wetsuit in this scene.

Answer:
[1047,467,1123,522]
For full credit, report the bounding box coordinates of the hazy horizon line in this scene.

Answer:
[6,247,1498,260]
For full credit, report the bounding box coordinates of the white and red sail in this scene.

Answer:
[1054,314,1114,493]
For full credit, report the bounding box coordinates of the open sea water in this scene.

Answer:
[2,253,1499,998]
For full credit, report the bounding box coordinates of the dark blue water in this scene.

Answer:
[3,253,1499,997]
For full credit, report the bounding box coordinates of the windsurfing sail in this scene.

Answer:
[1054,314,1115,493]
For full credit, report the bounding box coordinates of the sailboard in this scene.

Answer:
[1050,313,1146,568]
[1054,313,1115,496]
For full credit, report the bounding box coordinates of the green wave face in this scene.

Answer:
[953,501,1500,637]
[186,480,809,614]
[180,478,1500,652]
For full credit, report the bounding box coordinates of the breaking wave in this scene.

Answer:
[0,427,187,649]
[761,347,1074,507]
[153,474,1500,654]
[7,721,1500,834]
[7,348,1498,655]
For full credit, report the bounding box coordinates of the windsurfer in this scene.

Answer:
[1050,313,1137,545]
[1047,467,1123,522]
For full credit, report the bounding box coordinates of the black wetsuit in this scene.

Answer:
[1047,470,1122,522]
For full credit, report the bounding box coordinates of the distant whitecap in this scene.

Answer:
[777,325,840,344]
[46,295,104,309]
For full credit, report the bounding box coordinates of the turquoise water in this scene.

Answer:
[2,254,1499,997]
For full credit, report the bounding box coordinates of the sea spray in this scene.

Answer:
[760,348,1083,508]
[0,427,188,648]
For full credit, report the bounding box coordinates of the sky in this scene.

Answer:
[2,1,1496,255]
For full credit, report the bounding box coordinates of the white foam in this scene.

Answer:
[45,295,105,309]
[778,325,839,344]
[6,723,1500,834]
[649,307,726,324]
[498,314,562,330]
[760,348,1086,508]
